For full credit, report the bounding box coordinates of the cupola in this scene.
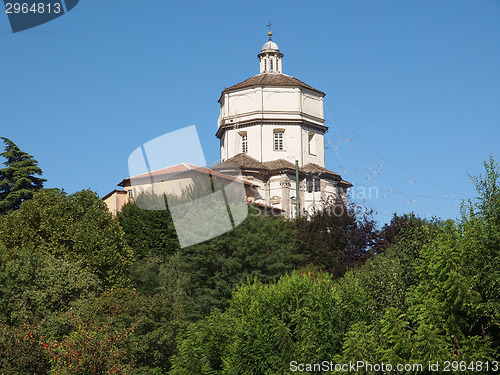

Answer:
[258,30,283,74]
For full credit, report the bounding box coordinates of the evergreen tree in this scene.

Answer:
[0,137,46,214]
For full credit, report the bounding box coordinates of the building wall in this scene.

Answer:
[258,174,347,218]
[103,190,129,216]
[105,171,347,219]
[222,125,263,163]
[221,124,325,167]
[219,85,326,167]
[268,176,285,212]
[301,128,325,167]
[220,87,324,126]
[130,176,196,197]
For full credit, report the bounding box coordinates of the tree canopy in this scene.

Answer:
[0,189,133,288]
[171,157,500,374]
[0,157,498,374]
[0,137,46,214]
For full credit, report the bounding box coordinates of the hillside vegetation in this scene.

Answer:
[0,155,498,374]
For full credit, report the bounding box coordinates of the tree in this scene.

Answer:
[0,321,50,374]
[180,213,301,319]
[337,157,500,365]
[465,154,500,224]
[461,155,500,355]
[375,213,441,289]
[0,247,101,327]
[0,137,46,214]
[295,200,378,278]
[0,189,133,288]
[45,287,189,374]
[171,271,369,375]
[118,197,179,260]
[0,247,101,374]
[118,197,301,319]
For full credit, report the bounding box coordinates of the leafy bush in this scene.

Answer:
[0,322,49,374]
[0,247,100,327]
[171,271,369,375]
[0,189,133,288]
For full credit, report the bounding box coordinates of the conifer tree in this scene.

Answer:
[0,137,46,214]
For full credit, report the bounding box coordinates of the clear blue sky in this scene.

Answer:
[1,0,499,224]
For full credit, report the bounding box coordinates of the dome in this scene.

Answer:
[262,40,279,51]
[258,30,284,73]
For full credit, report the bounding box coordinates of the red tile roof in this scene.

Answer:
[118,163,258,187]
[101,189,127,201]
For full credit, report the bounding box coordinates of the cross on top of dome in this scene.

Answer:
[262,22,279,51]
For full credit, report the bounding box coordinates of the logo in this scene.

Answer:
[3,0,79,33]
[127,126,248,248]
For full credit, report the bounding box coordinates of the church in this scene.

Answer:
[103,30,351,218]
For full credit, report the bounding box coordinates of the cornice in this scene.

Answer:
[216,119,328,139]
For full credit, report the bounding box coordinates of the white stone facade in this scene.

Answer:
[218,86,326,167]
[214,31,351,218]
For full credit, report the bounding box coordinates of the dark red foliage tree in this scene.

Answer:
[295,199,378,278]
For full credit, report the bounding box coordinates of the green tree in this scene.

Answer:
[171,271,369,375]
[0,247,101,327]
[118,197,300,319]
[0,189,133,288]
[337,158,500,368]
[0,137,46,214]
[461,155,500,355]
[180,213,301,319]
[47,287,189,374]
[371,214,441,300]
[118,197,180,260]
[0,321,50,374]
[0,246,101,374]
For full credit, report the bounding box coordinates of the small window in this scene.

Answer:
[270,59,273,72]
[306,177,320,193]
[128,190,134,200]
[241,133,248,153]
[308,132,316,155]
[314,178,320,192]
[306,178,313,193]
[274,131,284,151]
